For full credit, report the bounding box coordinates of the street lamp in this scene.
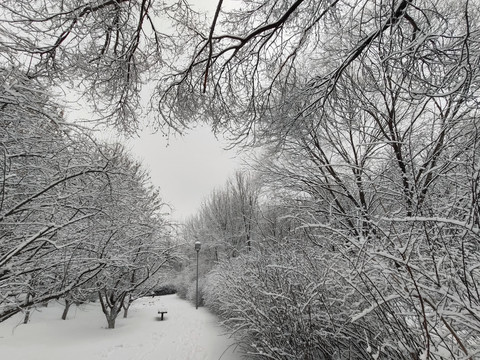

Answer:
[195,241,201,309]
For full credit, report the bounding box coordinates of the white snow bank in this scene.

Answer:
[0,294,240,360]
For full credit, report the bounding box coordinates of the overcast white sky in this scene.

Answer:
[123,126,246,222]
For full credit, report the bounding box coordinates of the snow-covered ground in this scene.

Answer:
[0,294,240,360]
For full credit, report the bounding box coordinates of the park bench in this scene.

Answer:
[157,308,168,320]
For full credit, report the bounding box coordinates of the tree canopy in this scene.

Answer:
[2,0,478,140]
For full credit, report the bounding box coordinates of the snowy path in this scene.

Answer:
[0,295,240,360]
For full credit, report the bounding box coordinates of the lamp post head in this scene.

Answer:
[195,241,201,252]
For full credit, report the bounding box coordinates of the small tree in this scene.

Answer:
[89,149,175,329]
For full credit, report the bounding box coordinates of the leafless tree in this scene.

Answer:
[0,71,111,321]
[155,0,480,144]
[0,72,175,324]
[0,0,175,132]
[91,149,175,329]
[197,1,480,358]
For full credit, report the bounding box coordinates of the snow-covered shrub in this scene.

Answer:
[186,278,206,307]
[152,284,177,296]
[203,241,401,359]
[173,267,195,300]
[173,267,206,306]
[205,221,480,360]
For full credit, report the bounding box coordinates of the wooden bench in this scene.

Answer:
[157,309,168,320]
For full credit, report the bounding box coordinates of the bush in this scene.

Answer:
[186,278,205,307]
[152,284,177,296]
[173,269,193,300]
[203,243,412,360]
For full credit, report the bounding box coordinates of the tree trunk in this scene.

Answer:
[106,315,116,329]
[123,293,131,318]
[23,292,32,324]
[98,290,124,329]
[61,299,71,320]
[23,309,30,324]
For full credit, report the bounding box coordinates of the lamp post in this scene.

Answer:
[195,241,201,309]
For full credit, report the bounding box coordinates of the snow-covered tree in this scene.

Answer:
[202,1,480,356]
[90,147,175,328]
[0,0,176,132]
[157,0,480,143]
[185,171,259,260]
[174,171,260,304]
[0,71,113,321]
[0,72,175,325]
